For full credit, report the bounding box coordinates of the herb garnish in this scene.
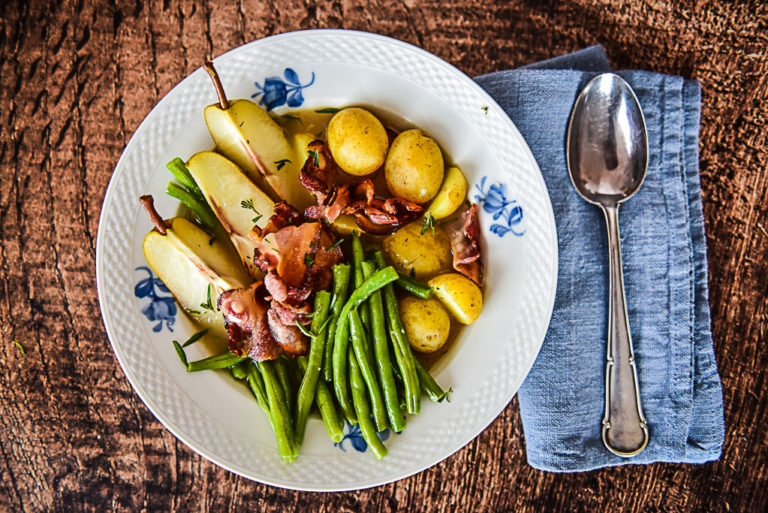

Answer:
[327,238,344,251]
[172,341,188,368]
[295,316,333,338]
[200,284,214,311]
[307,149,319,167]
[420,213,435,235]
[315,107,340,114]
[481,106,489,114]
[304,252,315,268]
[182,328,210,348]
[239,121,245,127]
[274,158,291,171]
[281,114,301,121]
[241,198,262,224]
[14,341,25,355]
[185,308,201,316]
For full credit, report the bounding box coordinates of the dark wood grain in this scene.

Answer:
[1,1,766,511]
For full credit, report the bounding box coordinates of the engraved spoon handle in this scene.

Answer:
[601,204,649,457]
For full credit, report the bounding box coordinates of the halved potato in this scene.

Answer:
[327,107,389,176]
[399,297,451,353]
[382,221,452,280]
[427,273,483,325]
[425,166,467,220]
[385,129,444,204]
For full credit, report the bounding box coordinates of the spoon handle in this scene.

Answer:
[600,204,649,457]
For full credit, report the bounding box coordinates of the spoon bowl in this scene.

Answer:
[567,73,648,206]
[566,73,650,457]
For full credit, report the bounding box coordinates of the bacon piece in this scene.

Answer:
[267,307,309,355]
[342,181,424,235]
[299,140,353,222]
[448,204,484,286]
[218,282,283,361]
[255,221,343,304]
[299,140,335,201]
[250,201,302,241]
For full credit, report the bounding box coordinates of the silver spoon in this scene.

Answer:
[566,73,649,457]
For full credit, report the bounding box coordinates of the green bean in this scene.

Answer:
[332,266,399,422]
[166,181,219,232]
[351,233,372,330]
[324,264,351,382]
[362,261,406,432]
[395,272,434,299]
[275,356,296,419]
[297,356,344,443]
[186,351,246,372]
[374,251,421,414]
[246,363,271,415]
[349,347,388,459]
[166,157,202,196]
[258,360,298,462]
[230,360,250,380]
[296,291,332,443]
[349,309,388,432]
[414,358,452,402]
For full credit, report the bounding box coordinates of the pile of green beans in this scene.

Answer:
[177,233,451,461]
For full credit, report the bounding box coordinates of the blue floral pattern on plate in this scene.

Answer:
[252,68,315,111]
[334,422,390,453]
[474,176,525,237]
[135,266,177,332]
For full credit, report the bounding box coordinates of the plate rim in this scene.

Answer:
[96,28,558,491]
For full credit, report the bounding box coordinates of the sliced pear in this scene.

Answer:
[284,130,320,210]
[204,99,293,189]
[185,151,275,278]
[202,62,318,211]
[143,217,252,339]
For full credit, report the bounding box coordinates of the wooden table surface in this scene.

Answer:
[2,1,766,511]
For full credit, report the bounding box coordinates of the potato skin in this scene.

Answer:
[428,273,484,325]
[383,221,452,280]
[385,129,444,204]
[399,297,451,353]
[327,108,389,176]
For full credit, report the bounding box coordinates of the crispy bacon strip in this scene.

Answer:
[448,204,484,286]
[255,221,343,305]
[250,201,302,241]
[267,307,309,355]
[342,180,424,234]
[218,282,283,361]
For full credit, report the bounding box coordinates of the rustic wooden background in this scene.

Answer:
[1,0,766,511]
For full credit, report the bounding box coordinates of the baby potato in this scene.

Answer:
[385,129,444,204]
[383,221,452,280]
[399,297,451,353]
[425,166,468,220]
[327,107,389,176]
[428,273,483,325]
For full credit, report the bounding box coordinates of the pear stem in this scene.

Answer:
[203,60,229,110]
[140,195,168,235]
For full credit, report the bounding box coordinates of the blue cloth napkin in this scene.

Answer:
[474,46,725,472]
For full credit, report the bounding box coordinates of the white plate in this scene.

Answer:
[96,30,557,491]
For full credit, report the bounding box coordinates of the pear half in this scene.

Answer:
[205,99,314,210]
[143,217,252,340]
[185,151,275,278]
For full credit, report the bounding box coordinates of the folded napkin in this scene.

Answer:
[474,46,725,472]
